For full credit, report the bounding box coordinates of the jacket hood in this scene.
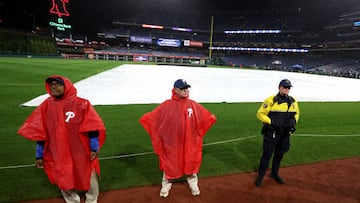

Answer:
[45,75,77,100]
[171,88,189,101]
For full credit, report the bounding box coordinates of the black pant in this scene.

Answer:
[257,130,290,179]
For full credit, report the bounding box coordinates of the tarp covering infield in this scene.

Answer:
[21,64,360,107]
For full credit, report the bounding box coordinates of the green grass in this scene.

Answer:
[1,57,359,202]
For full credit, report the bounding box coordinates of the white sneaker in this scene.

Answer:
[160,188,169,198]
[159,183,172,198]
[160,174,172,198]
[187,174,200,196]
[190,185,200,196]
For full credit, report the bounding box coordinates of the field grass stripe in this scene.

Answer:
[99,135,259,160]
[0,164,35,169]
[204,135,257,146]
[99,151,154,160]
[0,84,40,86]
[295,134,360,137]
[1,133,359,170]
[0,136,257,170]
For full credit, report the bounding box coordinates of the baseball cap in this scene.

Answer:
[174,79,191,89]
[279,79,292,87]
[46,77,64,85]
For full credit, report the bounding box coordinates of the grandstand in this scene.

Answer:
[1,1,359,78]
[88,2,359,78]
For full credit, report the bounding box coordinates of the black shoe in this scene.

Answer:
[270,173,285,184]
[255,176,263,187]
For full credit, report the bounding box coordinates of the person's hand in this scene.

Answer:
[287,119,296,134]
[90,151,98,160]
[36,159,44,169]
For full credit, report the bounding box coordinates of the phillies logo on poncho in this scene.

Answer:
[65,111,75,122]
[187,108,193,117]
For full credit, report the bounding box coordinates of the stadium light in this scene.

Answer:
[142,24,164,29]
[172,27,192,32]
[224,30,281,34]
[210,46,308,53]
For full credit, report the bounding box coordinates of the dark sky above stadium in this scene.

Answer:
[0,0,359,35]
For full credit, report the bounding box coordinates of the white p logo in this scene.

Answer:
[187,108,193,118]
[65,111,75,122]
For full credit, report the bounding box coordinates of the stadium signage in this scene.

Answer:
[49,0,72,31]
[133,55,149,62]
[184,40,203,47]
[157,38,181,47]
[49,18,72,31]
[130,36,152,44]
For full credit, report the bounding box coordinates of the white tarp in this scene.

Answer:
[21,64,360,106]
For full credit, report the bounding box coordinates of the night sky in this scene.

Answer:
[0,0,359,36]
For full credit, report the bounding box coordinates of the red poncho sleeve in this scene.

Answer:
[17,102,48,141]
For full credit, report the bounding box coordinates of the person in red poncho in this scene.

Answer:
[18,76,106,203]
[139,79,217,198]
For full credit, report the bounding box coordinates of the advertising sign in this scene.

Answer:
[130,36,152,44]
[156,38,181,47]
[184,40,203,47]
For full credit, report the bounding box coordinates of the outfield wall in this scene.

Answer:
[84,51,207,65]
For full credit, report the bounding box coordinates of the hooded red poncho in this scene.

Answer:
[17,75,106,191]
[139,89,216,180]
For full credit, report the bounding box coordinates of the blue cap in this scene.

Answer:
[279,79,292,87]
[46,77,64,85]
[174,79,191,89]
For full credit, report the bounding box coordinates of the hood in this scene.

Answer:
[171,88,189,101]
[45,75,77,100]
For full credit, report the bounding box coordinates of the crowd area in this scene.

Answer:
[1,0,359,80]
[87,2,359,79]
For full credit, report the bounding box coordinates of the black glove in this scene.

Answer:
[287,119,296,133]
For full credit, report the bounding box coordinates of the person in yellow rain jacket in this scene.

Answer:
[255,79,300,187]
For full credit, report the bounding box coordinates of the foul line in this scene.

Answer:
[100,151,154,160]
[1,134,359,170]
[89,136,259,161]
[0,164,36,170]
[295,134,360,137]
[203,135,257,146]
[0,84,40,86]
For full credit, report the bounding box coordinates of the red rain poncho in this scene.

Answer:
[139,89,216,180]
[17,75,106,191]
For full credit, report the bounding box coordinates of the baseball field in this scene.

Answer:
[0,57,359,202]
